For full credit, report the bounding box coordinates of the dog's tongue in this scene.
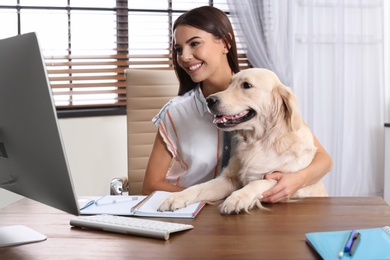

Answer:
[213,111,249,124]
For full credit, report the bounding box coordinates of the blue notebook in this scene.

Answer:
[306,226,390,260]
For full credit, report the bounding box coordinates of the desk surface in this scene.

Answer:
[1,197,390,259]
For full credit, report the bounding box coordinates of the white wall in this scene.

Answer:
[385,0,390,123]
[0,115,128,208]
[58,115,128,196]
[385,126,390,205]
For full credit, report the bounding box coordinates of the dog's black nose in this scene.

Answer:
[206,96,218,109]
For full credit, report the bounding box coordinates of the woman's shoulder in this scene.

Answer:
[164,88,196,111]
[152,88,197,125]
[171,88,196,105]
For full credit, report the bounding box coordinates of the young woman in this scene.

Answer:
[142,6,333,203]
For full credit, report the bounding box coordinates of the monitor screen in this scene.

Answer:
[0,32,79,217]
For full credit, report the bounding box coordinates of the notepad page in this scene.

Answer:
[80,196,146,215]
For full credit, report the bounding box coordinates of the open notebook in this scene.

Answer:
[79,191,205,219]
[306,226,390,259]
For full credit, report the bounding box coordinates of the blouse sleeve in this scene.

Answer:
[152,99,172,126]
[151,99,178,158]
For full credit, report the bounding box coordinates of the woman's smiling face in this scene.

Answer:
[173,25,228,84]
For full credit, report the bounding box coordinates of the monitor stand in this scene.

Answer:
[0,225,47,248]
[0,181,47,247]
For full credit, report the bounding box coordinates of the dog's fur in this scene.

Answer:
[158,68,327,214]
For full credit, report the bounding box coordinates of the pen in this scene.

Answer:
[79,195,107,210]
[79,199,95,210]
[344,229,357,252]
[338,230,353,258]
[95,197,138,206]
[349,232,361,256]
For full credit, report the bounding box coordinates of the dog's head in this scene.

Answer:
[206,68,302,133]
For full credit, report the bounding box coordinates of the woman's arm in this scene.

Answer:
[261,132,333,203]
[142,131,185,195]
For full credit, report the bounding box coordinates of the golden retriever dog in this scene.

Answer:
[158,68,328,215]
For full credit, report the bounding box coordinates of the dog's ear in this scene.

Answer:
[272,84,302,131]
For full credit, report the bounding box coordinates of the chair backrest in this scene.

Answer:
[125,69,179,195]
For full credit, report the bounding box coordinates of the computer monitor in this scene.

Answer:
[0,33,80,247]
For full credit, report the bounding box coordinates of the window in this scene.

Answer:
[0,0,249,117]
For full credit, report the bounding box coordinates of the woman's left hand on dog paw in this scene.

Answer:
[261,172,302,203]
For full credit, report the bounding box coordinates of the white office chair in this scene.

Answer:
[111,69,179,195]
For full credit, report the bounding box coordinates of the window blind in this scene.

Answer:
[0,0,249,112]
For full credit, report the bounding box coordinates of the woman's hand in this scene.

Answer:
[261,132,333,203]
[261,171,304,203]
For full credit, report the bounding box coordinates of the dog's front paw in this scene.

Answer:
[219,191,259,215]
[157,193,193,212]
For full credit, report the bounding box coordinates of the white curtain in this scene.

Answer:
[228,0,385,196]
[226,0,295,87]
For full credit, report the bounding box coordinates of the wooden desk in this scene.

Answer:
[1,197,389,259]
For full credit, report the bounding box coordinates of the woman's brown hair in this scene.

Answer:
[172,6,240,95]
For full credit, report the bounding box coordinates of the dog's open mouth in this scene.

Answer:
[212,109,256,128]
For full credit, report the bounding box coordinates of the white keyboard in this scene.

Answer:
[70,215,194,240]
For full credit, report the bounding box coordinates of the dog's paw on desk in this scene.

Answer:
[219,191,259,214]
[219,179,277,214]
